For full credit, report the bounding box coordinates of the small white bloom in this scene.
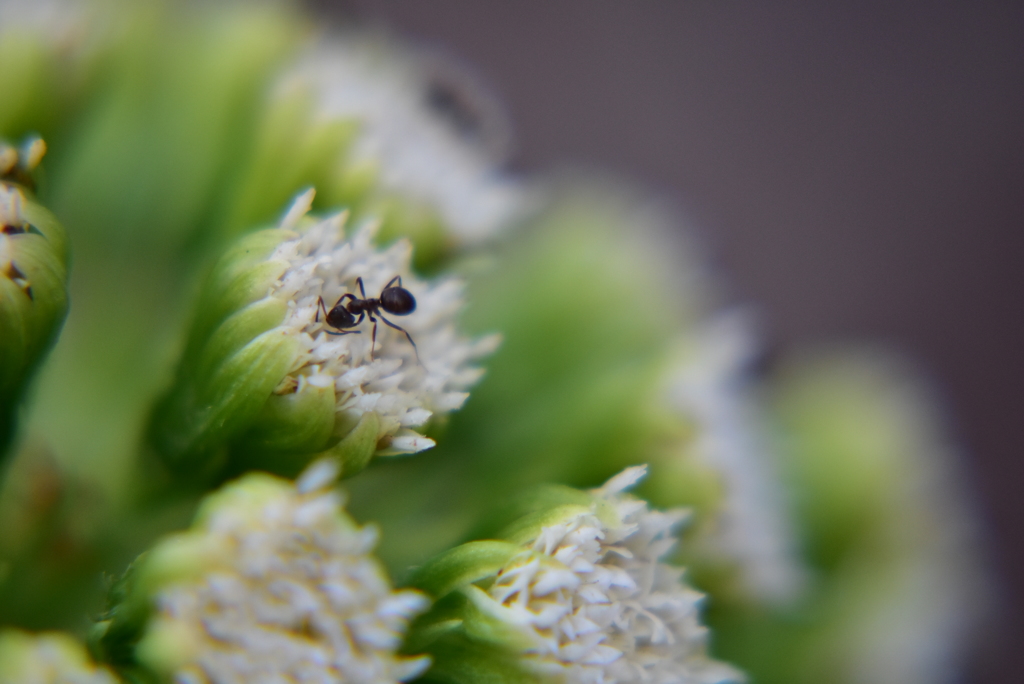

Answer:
[666,311,808,604]
[0,630,117,684]
[269,190,498,454]
[137,459,430,684]
[273,33,531,244]
[486,466,744,684]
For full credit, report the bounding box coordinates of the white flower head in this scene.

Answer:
[135,459,430,684]
[486,466,744,684]
[274,32,531,244]
[666,311,808,604]
[0,629,117,684]
[269,190,499,455]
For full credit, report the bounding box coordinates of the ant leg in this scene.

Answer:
[354,276,367,299]
[384,275,402,289]
[367,313,378,360]
[378,314,421,365]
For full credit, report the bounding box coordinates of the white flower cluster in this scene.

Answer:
[486,466,744,684]
[268,191,499,454]
[666,312,807,604]
[139,460,430,684]
[0,630,117,684]
[274,33,530,244]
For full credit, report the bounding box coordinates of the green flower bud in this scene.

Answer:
[0,177,68,456]
[212,31,530,268]
[709,351,988,684]
[94,459,429,684]
[0,1,100,140]
[406,466,745,684]
[0,629,116,684]
[149,191,496,487]
[17,0,308,505]
[49,0,307,251]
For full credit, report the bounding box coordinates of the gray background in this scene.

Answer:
[315,2,1023,681]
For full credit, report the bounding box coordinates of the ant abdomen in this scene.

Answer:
[381,286,416,315]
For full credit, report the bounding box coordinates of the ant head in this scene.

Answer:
[381,285,416,315]
[327,304,358,329]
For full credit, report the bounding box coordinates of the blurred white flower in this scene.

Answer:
[783,353,990,684]
[274,32,531,244]
[136,459,430,684]
[0,0,89,43]
[0,630,117,684]
[271,190,499,454]
[486,466,744,684]
[667,311,807,604]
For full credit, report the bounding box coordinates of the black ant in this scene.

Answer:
[316,276,419,362]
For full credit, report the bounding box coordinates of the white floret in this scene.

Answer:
[270,190,498,454]
[486,466,745,684]
[272,33,531,244]
[141,460,430,684]
[666,311,808,604]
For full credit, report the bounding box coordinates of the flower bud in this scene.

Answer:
[0,174,68,456]
[0,0,99,140]
[0,629,116,684]
[407,466,745,684]
[747,351,988,684]
[703,352,989,684]
[149,190,496,486]
[214,31,531,266]
[94,459,430,684]
[646,312,807,606]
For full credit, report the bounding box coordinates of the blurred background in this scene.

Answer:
[313,2,1024,682]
